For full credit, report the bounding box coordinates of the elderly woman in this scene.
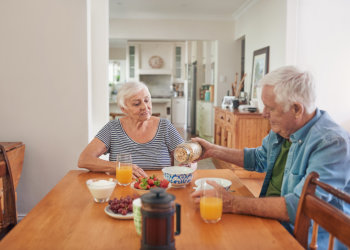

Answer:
[78,81,189,178]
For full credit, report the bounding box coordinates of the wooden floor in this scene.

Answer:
[175,127,264,197]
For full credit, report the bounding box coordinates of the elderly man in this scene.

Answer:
[192,66,350,249]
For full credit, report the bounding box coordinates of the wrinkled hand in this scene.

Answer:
[190,137,215,161]
[191,180,235,213]
[132,164,148,179]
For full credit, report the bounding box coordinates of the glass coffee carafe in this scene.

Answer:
[140,188,181,250]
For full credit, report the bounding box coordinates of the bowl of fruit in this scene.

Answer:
[131,174,170,195]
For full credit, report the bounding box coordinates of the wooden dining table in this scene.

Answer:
[0,169,302,249]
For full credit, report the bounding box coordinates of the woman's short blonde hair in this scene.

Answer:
[116,81,150,109]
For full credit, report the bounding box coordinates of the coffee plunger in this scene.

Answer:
[140,188,181,250]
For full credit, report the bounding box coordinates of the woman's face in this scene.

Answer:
[122,88,152,121]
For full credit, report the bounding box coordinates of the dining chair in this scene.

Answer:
[293,171,350,250]
[0,142,25,239]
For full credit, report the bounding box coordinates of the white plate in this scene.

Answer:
[194,178,232,190]
[104,205,133,220]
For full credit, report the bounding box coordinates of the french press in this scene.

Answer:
[140,188,181,250]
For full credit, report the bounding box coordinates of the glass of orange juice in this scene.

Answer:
[116,153,133,186]
[200,181,223,223]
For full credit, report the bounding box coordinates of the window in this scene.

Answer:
[109,60,126,83]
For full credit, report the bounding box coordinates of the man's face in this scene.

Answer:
[261,85,297,139]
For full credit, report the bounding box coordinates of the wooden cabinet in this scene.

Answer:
[214,107,270,149]
[214,107,270,177]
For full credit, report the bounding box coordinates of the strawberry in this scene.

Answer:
[134,182,140,189]
[147,179,154,186]
[160,179,169,188]
[139,182,148,190]
[146,185,150,189]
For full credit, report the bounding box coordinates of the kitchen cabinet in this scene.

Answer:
[214,107,270,175]
[172,98,186,127]
[202,41,216,85]
[174,43,185,81]
[197,101,214,142]
[126,44,139,81]
[214,107,270,149]
[138,42,173,75]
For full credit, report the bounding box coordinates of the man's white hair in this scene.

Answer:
[260,66,316,113]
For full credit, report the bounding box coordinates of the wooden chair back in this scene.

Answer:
[0,142,25,239]
[294,172,350,250]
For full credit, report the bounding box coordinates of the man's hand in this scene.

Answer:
[191,137,216,160]
[191,180,235,213]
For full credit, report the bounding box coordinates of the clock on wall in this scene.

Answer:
[148,56,164,69]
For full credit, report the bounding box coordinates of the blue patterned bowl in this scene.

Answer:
[162,166,194,188]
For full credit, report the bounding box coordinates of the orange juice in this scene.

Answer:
[116,165,133,185]
[200,196,223,222]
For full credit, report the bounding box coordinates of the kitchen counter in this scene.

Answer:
[151,98,171,103]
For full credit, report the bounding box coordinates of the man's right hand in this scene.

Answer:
[191,137,215,160]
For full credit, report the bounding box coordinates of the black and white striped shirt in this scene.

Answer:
[96,118,184,170]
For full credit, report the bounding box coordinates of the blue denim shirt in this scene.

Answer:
[244,109,350,249]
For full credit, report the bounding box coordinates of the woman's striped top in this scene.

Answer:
[96,118,184,170]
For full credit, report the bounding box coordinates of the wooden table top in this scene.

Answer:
[0,169,302,249]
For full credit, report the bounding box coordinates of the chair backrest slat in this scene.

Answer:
[294,172,350,249]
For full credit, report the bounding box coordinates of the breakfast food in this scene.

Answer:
[174,141,202,164]
[86,178,117,203]
[133,175,169,190]
[108,195,137,215]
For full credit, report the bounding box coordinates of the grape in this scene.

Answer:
[108,196,137,215]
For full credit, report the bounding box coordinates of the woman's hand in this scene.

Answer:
[191,180,235,213]
[132,164,148,179]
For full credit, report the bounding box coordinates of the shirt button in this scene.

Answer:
[298,140,302,144]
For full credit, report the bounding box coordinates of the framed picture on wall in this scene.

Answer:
[249,46,270,103]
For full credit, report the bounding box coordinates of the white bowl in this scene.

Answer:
[162,166,194,188]
[194,178,232,191]
[86,178,117,203]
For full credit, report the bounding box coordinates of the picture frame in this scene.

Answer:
[249,46,270,103]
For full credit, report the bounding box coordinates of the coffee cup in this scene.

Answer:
[133,198,142,236]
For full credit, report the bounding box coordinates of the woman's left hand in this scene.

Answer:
[132,164,148,179]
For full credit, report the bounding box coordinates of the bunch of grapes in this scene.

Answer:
[108,195,137,215]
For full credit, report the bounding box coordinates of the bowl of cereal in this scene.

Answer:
[161,166,194,188]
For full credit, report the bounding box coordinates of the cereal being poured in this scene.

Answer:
[174,141,202,164]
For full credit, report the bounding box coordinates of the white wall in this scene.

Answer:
[289,0,350,132]
[110,19,238,105]
[234,0,287,97]
[0,0,108,215]
[90,0,110,138]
